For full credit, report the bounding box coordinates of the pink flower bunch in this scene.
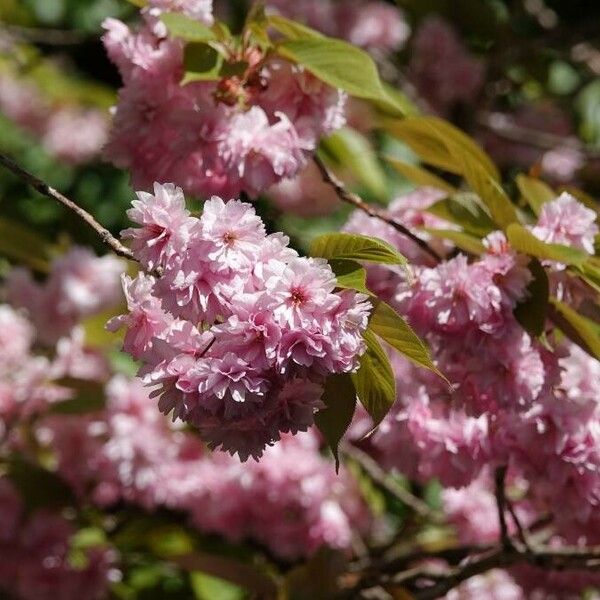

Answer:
[0,73,109,166]
[108,183,370,459]
[41,377,370,560]
[531,191,598,255]
[343,188,600,553]
[8,247,124,345]
[409,17,485,116]
[267,0,410,53]
[0,478,114,600]
[102,4,346,198]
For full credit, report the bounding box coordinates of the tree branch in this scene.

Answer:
[313,155,442,263]
[341,442,435,519]
[494,465,511,550]
[0,152,136,262]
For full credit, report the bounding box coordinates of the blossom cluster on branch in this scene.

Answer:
[107,183,371,459]
[102,1,346,198]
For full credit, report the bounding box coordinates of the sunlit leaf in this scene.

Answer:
[549,298,600,360]
[161,13,216,42]
[421,228,485,255]
[329,259,369,293]
[276,38,406,116]
[191,572,244,600]
[267,13,324,40]
[506,223,588,267]
[310,232,406,265]
[516,174,555,216]
[368,300,445,380]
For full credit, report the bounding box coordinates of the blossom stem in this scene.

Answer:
[0,152,136,262]
[313,155,443,262]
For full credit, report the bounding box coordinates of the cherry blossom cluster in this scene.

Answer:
[409,17,485,116]
[344,187,600,594]
[0,73,109,166]
[8,247,123,345]
[0,248,123,429]
[267,0,410,53]
[102,2,346,198]
[0,247,369,569]
[107,183,370,459]
[40,376,369,560]
[0,477,115,600]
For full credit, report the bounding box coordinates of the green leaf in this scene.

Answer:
[421,228,485,255]
[310,232,406,265]
[384,156,457,194]
[147,526,195,558]
[276,38,405,116]
[161,13,216,42]
[514,259,549,337]
[457,152,518,230]
[126,0,146,6]
[368,300,444,379]
[427,193,496,237]
[322,128,388,201]
[0,216,52,271]
[352,330,396,425]
[516,174,555,216]
[385,116,499,180]
[329,259,369,293]
[315,374,357,470]
[267,13,325,40]
[182,43,221,83]
[506,223,588,267]
[49,378,106,415]
[549,298,600,360]
[191,572,244,600]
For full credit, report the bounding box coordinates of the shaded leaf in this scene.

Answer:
[352,330,396,425]
[323,128,387,200]
[427,193,496,237]
[285,548,346,600]
[315,374,357,470]
[310,232,406,265]
[49,378,106,415]
[182,43,221,83]
[0,216,52,271]
[384,156,457,194]
[6,457,74,511]
[514,259,549,337]
[329,259,369,293]
[506,224,588,267]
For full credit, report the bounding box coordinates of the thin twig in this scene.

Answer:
[507,501,530,550]
[340,442,434,519]
[0,152,136,262]
[494,465,511,550]
[313,155,442,263]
